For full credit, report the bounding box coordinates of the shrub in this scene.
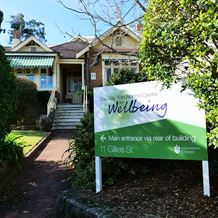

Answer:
[39,113,54,131]
[106,68,147,86]
[14,77,38,125]
[66,113,95,189]
[66,113,148,189]
[66,69,150,189]
[0,46,17,138]
[0,134,24,168]
[37,91,51,114]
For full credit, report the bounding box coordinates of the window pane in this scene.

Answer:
[27,75,34,82]
[41,69,46,74]
[47,76,53,89]
[115,36,122,46]
[40,75,46,88]
[106,68,112,82]
[104,60,110,66]
[67,79,72,93]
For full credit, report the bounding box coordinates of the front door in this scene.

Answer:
[66,72,82,104]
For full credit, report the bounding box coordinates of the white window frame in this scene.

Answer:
[103,59,139,86]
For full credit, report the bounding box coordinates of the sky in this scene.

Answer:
[0,0,98,46]
[0,0,143,47]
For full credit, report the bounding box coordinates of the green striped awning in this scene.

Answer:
[7,56,54,68]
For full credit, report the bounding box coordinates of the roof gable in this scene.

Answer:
[76,24,140,58]
[92,24,141,46]
[10,36,53,52]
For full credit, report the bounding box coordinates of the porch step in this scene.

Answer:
[57,105,83,109]
[55,111,83,115]
[52,126,78,130]
[53,117,83,121]
[52,104,84,130]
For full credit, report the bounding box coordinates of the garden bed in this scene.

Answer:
[57,165,218,217]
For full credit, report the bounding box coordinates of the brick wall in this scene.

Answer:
[89,50,103,89]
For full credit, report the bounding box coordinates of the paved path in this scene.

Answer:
[0,131,72,218]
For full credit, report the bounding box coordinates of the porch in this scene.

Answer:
[47,61,87,116]
[58,62,85,105]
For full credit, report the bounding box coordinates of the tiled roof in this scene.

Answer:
[51,39,89,59]
[3,46,11,51]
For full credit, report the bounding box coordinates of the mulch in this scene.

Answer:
[1,157,218,217]
[70,162,218,218]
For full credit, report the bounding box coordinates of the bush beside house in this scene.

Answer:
[13,78,38,126]
[0,46,24,181]
[0,46,17,138]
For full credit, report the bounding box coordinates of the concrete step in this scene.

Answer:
[55,110,83,114]
[52,126,78,130]
[52,104,84,130]
[54,116,83,122]
[57,104,82,108]
[56,106,83,109]
[52,124,81,128]
[57,107,83,110]
[53,120,81,125]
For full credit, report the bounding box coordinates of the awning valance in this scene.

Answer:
[7,56,54,68]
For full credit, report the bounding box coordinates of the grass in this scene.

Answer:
[10,130,47,155]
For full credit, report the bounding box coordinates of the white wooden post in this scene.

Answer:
[81,63,84,89]
[202,160,210,197]
[95,156,102,193]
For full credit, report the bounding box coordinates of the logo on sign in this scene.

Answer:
[174,145,181,154]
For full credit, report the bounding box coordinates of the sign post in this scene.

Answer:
[202,160,210,196]
[95,156,102,193]
[94,81,209,195]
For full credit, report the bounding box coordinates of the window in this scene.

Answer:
[105,68,112,82]
[104,59,139,84]
[40,69,47,88]
[30,46,37,52]
[67,79,72,93]
[115,36,122,46]
[26,71,34,82]
[16,70,25,78]
[41,69,47,74]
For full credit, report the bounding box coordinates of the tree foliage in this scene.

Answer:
[14,78,38,125]
[0,10,3,27]
[0,46,17,139]
[140,0,218,148]
[0,134,24,168]
[10,13,46,43]
[106,68,146,86]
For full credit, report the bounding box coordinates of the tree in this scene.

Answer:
[14,78,38,125]
[0,10,3,27]
[0,45,17,139]
[58,0,146,45]
[139,0,218,148]
[10,13,46,43]
[107,68,146,86]
[0,10,5,34]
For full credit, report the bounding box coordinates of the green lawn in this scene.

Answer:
[10,130,47,155]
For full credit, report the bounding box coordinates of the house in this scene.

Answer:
[5,24,141,129]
